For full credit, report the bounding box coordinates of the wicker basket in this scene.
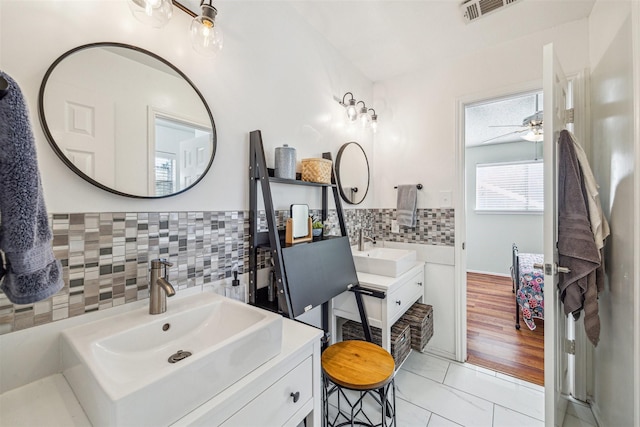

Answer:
[398,303,433,352]
[301,158,332,184]
[341,319,411,367]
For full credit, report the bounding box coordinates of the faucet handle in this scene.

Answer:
[151,258,174,268]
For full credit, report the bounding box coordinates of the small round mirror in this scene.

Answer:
[335,142,370,205]
[38,42,216,198]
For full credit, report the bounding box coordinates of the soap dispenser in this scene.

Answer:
[225,271,246,303]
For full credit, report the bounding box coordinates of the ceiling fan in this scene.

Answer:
[482,110,544,144]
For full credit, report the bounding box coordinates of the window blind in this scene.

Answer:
[476,160,543,212]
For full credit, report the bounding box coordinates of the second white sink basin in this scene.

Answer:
[352,246,417,277]
[61,292,282,427]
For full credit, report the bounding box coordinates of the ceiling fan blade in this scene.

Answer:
[480,130,524,144]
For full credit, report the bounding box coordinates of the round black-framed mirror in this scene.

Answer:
[335,142,370,205]
[38,42,216,198]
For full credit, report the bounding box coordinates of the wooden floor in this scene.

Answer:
[466,272,545,386]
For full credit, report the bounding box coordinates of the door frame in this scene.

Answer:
[454,79,544,363]
[632,1,640,425]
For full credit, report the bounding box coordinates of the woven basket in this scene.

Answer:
[398,303,433,352]
[342,319,411,367]
[301,158,332,184]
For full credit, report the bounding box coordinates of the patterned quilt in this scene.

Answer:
[515,253,544,331]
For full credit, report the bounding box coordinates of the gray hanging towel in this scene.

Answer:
[0,71,63,304]
[396,185,417,227]
[557,129,602,346]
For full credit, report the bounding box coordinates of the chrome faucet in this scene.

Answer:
[358,228,376,251]
[149,259,175,314]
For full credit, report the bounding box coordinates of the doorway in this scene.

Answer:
[462,90,545,385]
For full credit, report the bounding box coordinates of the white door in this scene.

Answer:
[45,80,115,187]
[179,135,210,190]
[543,42,571,427]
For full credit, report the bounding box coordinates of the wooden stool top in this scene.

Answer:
[321,340,395,390]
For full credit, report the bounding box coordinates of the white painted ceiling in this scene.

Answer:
[288,0,596,82]
[176,0,595,82]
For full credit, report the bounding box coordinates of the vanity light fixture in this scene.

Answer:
[128,0,173,28]
[190,0,224,56]
[335,93,379,131]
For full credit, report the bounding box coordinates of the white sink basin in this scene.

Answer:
[351,246,417,277]
[61,292,282,427]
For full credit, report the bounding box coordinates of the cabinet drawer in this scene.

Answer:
[333,290,383,324]
[220,356,313,427]
[388,270,423,322]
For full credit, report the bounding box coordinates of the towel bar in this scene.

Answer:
[394,184,423,190]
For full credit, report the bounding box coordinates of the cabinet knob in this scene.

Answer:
[395,300,401,305]
[417,281,423,286]
[290,391,300,403]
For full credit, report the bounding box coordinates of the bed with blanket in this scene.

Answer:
[511,244,544,331]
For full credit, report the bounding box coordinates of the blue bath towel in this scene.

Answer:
[0,71,63,304]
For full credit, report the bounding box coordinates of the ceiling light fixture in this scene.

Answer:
[128,0,173,28]
[521,129,543,142]
[190,0,224,56]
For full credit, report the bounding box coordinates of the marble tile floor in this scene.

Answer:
[327,350,598,427]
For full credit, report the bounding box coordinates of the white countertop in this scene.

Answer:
[0,374,91,427]
[355,262,424,292]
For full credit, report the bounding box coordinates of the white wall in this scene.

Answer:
[465,141,544,275]
[372,19,590,210]
[587,1,636,425]
[0,0,375,213]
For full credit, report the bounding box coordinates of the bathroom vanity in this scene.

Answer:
[0,291,323,427]
[331,262,425,351]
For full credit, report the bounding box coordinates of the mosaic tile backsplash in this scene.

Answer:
[0,208,453,334]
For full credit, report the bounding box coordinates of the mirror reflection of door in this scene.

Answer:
[150,114,213,196]
[43,79,116,187]
[39,43,217,198]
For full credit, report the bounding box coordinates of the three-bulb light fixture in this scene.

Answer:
[128,0,223,57]
[339,92,378,132]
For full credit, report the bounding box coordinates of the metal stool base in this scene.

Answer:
[323,375,396,427]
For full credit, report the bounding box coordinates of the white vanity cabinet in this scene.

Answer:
[220,356,313,427]
[331,263,424,351]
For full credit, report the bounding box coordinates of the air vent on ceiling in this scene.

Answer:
[461,0,522,23]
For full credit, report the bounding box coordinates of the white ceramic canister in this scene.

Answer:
[274,144,296,179]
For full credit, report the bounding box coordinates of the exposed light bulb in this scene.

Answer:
[128,0,173,28]
[368,108,378,133]
[357,103,370,128]
[345,99,358,121]
[190,3,224,56]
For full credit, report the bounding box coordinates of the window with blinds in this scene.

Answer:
[155,156,175,197]
[475,160,543,212]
